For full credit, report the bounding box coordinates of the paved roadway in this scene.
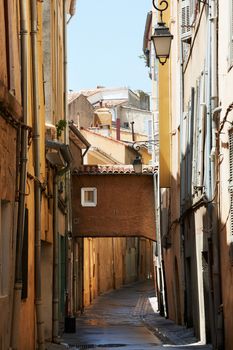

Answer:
[57,280,212,350]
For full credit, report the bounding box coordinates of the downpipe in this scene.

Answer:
[53,160,72,341]
[53,174,59,342]
[10,1,28,348]
[64,0,74,318]
[209,1,224,348]
[31,1,45,348]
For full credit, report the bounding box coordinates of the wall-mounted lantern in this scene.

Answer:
[151,0,173,65]
[133,156,143,174]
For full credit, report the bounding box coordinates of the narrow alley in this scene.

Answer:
[47,281,212,350]
[1,0,233,349]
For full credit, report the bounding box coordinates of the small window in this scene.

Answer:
[81,188,97,207]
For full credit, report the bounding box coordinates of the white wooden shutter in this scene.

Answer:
[229,130,233,185]
[192,83,199,191]
[229,130,233,235]
[230,0,233,65]
[147,119,153,154]
[197,72,205,187]
[181,0,192,42]
[190,0,197,24]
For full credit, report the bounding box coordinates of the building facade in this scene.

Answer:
[144,0,233,349]
[0,1,76,349]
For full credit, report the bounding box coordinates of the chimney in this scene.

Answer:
[130,121,135,141]
[116,118,121,141]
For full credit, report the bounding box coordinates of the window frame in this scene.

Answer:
[81,187,97,207]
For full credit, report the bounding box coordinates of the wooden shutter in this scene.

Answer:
[230,0,233,64]
[229,130,233,235]
[181,0,192,42]
[192,83,199,191]
[190,0,197,24]
[148,119,153,154]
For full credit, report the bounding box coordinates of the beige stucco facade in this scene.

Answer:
[217,1,233,348]
[146,0,233,348]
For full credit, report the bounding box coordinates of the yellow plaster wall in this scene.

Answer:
[82,237,153,308]
[19,0,57,346]
[159,0,171,188]
[87,152,114,165]
[18,2,35,347]
[82,129,127,163]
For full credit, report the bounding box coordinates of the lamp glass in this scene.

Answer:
[133,157,142,174]
[151,23,173,61]
[152,35,172,58]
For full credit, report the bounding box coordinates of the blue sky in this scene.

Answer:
[67,0,152,94]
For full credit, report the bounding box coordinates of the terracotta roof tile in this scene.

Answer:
[68,92,80,103]
[73,165,157,175]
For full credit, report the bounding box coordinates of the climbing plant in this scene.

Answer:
[56,119,67,138]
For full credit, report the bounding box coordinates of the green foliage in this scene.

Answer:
[56,119,67,138]
[138,54,147,66]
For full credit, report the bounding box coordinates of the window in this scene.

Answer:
[81,188,97,207]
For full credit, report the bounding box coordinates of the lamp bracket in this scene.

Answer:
[152,0,168,22]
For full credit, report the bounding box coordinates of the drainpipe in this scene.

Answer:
[210,1,224,348]
[53,173,59,341]
[112,238,116,289]
[179,27,187,326]
[48,142,72,341]
[31,1,45,348]
[63,0,68,145]
[10,1,28,348]
[73,238,77,314]
[63,0,73,318]
[116,118,121,141]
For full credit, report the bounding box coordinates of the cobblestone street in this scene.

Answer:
[46,281,212,350]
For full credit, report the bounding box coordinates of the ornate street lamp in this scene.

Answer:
[151,0,173,65]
